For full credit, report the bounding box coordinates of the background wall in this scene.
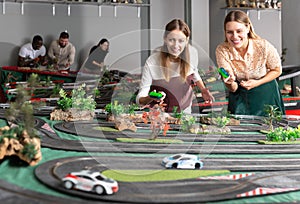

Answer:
[0,1,143,72]
[191,0,211,70]
[149,0,211,70]
[0,0,298,72]
[209,0,282,66]
[281,0,300,66]
[149,0,184,50]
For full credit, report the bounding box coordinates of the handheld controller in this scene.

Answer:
[149,91,163,99]
[218,67,229,79]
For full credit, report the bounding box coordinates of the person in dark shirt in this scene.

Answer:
[82,38,109,74]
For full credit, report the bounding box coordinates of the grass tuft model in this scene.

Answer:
[162,153,204,169]
[62,170,118,195]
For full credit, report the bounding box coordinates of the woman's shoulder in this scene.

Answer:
[216,42,230,51]
[252,38,275,50]
[146,52,161,65]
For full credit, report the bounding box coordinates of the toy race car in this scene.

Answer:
[162,153,204,169]
[62,170,118,195]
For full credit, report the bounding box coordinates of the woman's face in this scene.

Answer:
[164,29,188,58]
[225,21,249,51]
[100,42,109,51]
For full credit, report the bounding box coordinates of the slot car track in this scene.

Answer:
[34,156,300,203]
[1,110,300,203]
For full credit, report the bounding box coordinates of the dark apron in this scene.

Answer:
[228,80,285,116]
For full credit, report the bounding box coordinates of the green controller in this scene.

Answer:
[218,67,229,78]
[149,91,163,99]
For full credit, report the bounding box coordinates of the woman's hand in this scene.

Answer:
[149,90,166,105]
[201,88,214,104]
[223,73,238,92]
[240,79,259,90]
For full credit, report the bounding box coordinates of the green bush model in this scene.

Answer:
[266,126,300,142]
[258,105,300,144]
[50,83,97,121]
[57,84,96,111]
[1,85,42,166]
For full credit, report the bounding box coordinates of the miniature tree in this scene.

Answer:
[1,85,42,165]
[140,104,170,140]
[264,105,282,132]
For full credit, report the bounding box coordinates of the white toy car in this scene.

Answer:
[162,154,204,169]
[62,170,118,195]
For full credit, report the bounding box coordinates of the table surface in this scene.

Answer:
[1,66,78,78]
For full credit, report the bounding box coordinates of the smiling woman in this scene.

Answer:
[136,19,214,114]
[215,10,285,116]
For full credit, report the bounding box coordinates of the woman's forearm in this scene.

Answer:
[256,68,281,87]
[138,96,154,105]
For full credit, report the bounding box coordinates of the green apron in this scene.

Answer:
[228,80,285,116]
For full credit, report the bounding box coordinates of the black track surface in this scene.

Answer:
[1,110,300,203]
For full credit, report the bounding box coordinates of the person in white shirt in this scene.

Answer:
[136,19,214,114]
[18,35,47,68]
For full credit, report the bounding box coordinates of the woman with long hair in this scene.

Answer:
[215,10,285,116]
[136,19,214,114]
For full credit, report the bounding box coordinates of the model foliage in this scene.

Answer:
[264,104,282,131]
[104,101,138,116]
[57,83,96,111]
[266,125,300,142]
[0,83,42,165]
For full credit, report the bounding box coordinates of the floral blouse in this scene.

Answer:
[215,38,281,81]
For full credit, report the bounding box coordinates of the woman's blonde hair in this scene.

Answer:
[223,10,260,42]
[160,19,190,82]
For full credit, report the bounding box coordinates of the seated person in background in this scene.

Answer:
[48,31,76,71]
[81,38,109,74]
[18,35,47,68]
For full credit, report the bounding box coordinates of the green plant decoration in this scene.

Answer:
[128,104,139,115]
[22,143,38,160]
[57,83,96,111]
[181,115,196,132]
[172,106,184,119]
[264,105,282,131]
[214,116,230,128]
[5,86,38,138]
[27,73,40,88]
[266,126,300,142]
[57,89,73,110]
[105,101,139,116]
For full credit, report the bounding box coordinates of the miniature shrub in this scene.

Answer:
[214,116,230,128]
[104,101,138,116]
[266,126,300,142]
[21,143,38,160]
[172,106,184,119]
[181,115,196,132]
[57,84,96,111]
